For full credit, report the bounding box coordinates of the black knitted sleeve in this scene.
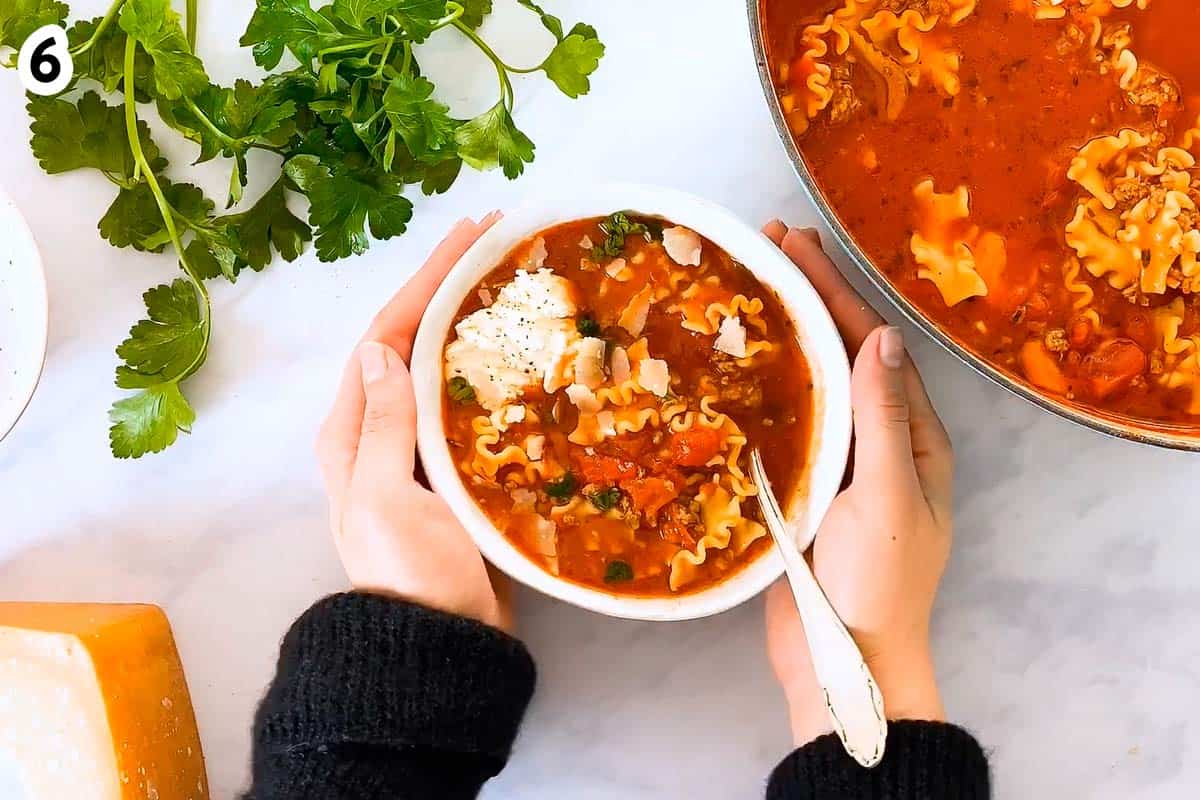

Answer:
[768,721,990,800]
[244,592,536,800]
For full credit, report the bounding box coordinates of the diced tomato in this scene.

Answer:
[624,477,680,521]
[1023,291,1052,322]
[1084,338,1147,400]
[1068,315,1093,350]
[663,427,723,468]
[574,452,639,485]
[1124,311,1156,352]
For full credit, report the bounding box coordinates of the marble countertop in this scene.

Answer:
[2,1,1198,797]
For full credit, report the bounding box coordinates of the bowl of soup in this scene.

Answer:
[752,0,1200,449]
[411,185,851,620]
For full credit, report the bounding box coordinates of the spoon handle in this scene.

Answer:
[749,450,886,768]
[775,539,888,768]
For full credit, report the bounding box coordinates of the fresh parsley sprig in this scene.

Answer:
[6,0,604,457]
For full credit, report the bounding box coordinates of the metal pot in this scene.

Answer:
[745,0,1200,451]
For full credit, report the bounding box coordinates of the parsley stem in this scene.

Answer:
[452,21,514,108]
[68,0,128,58]
[431,2,465,30]
[186,0,198,53]
[400,41,412,75]
[318,37,390,59]
[184,97,239,149]
[122,36,210,381]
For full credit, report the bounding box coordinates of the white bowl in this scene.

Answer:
[412,184,851,621]
[0,186,48,443]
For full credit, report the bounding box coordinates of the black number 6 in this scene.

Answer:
[31,37,61,84]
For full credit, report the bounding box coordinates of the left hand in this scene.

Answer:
[315,213,514,631]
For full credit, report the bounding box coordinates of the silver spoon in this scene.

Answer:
[750,449,887,768]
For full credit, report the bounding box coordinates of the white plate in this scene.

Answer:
[411,183,851,621]
[0,186,48,443]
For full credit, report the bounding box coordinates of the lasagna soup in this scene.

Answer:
[442,214,814,595]
[763,0,1200,427]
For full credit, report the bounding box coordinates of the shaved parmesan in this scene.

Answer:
[573,337,607,389]
[605,257,632,280]
[532,517,558,557]
[663,226,702,266]
[611,346,631,384]
[566,383,602,413]
[637,358,670,396]
[502,404,526,425]
[526,236,548,269]
[579,235,594,250]
[714,316,748,358]
[478,288,493,306]
[618,285,654,337]
[526,434,545,461]
[511,487,537,510]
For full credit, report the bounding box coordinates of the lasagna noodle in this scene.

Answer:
[909,180,997,306]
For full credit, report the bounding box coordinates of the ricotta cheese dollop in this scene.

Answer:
[445,269,580,411]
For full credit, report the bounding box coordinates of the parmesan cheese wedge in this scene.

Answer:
[0,603,209,800]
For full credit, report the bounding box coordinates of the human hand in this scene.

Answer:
[761,222,955,745]
[316,213,512,631]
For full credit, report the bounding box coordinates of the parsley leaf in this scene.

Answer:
[591,211,649,260]
[159,78,299,204]
[455,101,535,179]
[116,279,206,383]
[545,472,577,501]
[604,560,634,583]
[99,180,211,252]
[589,487,621,511]
[68,17,156,99]
[284,153,413,261]
[516,0,564,41]
[383,73,458,161]
[28,91,163,182]
[228,178,311,269]
[576,315,601,337]
[542,30,604,98]
[118,0,208,100]
[0,0,68,59]
[447,376,475,404]
[240,0,342,69]
[460,0,492,29]
[109,383,198,458]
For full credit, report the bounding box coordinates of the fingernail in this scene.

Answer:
[879,326,905,369]
[798,227,821,244]
[359,341,388,385]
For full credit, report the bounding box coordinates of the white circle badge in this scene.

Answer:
[17,24,74,97]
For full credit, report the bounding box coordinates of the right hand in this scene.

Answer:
[761,222,956,745]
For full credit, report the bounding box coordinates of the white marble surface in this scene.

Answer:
[1,1,1198,798]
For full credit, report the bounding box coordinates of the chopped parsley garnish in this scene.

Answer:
[590,211,650,259]
[604,560,634,583]
[545,472,577,501]
[577,315,602,337]
[589,486,621,510]
[447,376,476,404]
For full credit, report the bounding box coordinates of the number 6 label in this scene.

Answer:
[18,25,73,97]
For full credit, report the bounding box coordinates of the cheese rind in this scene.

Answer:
[0,603,209,800]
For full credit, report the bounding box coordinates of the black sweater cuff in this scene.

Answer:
[254,592,536,770]
[768,721,990,799]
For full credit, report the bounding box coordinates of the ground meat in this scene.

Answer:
[875,0,951,15]
[1045,328,1070,353]
[827,80,861,126]
[1125,68,1181,113]
[1111,176,1153,207]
